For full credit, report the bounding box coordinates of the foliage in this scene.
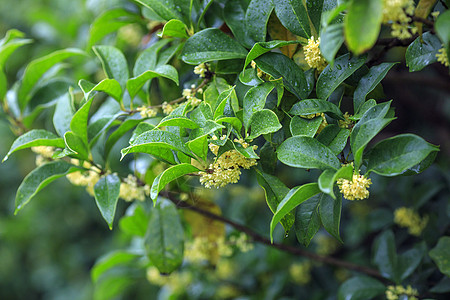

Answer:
[1,0,450,299]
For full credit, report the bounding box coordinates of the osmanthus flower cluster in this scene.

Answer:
[303,37,327,71]
[385,285,419,300]
[382,0,417,39]
[394,206,428,236]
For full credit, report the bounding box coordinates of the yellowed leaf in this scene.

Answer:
[267,14,299,58]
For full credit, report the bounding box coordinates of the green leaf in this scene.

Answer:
[255,52,310,99]
[294,193,322,246]
[119,204,150,237]
[255,169,295,233]
[316,53,366,100]
[320,23,344,64]
[247,109,282,140]
[53,93,75,137]
[158,19,188,38]
[344,0,382,55]
[316,124,350,155]
[64,131,90,160]
[270,183,321,242]
[93,46,129,88]
[277,136,341,170]
[0,68,6,102]
[213,86,236,119]
[151,164,200,201]
[121,130,194,163]
[0,38,33,69]
[306,0,340,33]
[156,115,199,129]
[319,191,343,242]
[366,134,439,176]
[318,164,353,198]
[215,116,243,132]
[135,0,188,23]
[127,65,179,100]
[290,115,322,137]
[79,78,123,103]
[223,0,254,49]
[181,28,247,64]
[406,32,442,72]
[350,101,393,168]
[373,230,399,282]
[430,237,450,277]
[289,99,344,120]
[94,174,121,229]
[18,48,85,110]
[274,0,311,39]
[337,276,385,300]
[91,251,141,283]
[245,0,274,42]
[435,10,450,57]
[243,82,274,129]
[145,198,184,274]
[15,161,78,214]
[3,129,64,162]
[133,39,172,76]
[353,63,397,113]
[70,97,94,146]
[239,68,264,86]
[397,244,426,281]
[244,40,301,70]
[87,9,140,48]
[104,118,145,158]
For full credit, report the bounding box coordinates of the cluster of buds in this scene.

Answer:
[136,105,157,118]
[436,48,449,67]
[394,207,428,236]
[300,113,328,134]
[161,101,175,115]
[182,84,202,107]
[66,159,101,196]
[31,146,55,166]
[385,285,419,300]
[251,60,264,78]
[337,174,372,201]
[193,63,210,78]
[119,174,150,202]
[338,112,353,129]
[303,37,327,72]
[382,0,417,39]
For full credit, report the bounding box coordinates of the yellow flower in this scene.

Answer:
[162,101,175,115]
[193,63,209,78]
[394,207,428,236]
[382,0,417,40]
[436,48,449,67]
[386,285,419,300]
[338,112,353,129]
[303,37,327,72]
[289,261,312,285]
[337,174,372,200]
[119,174,150,202]
[136,105,157,118]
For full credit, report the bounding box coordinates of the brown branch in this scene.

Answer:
[160,191,387,281]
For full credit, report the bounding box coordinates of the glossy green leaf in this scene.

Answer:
[94,174,121,229]
[119,204,150,237]
[319,191,343,242]
[15,161,79,214]
[145,198,184,274]
[223,0,254,49]
[429,237,450,277]
[121,130,194,163]
[245,0,274,42]
[317,124,350,155]
[3,129,64,162]
[244,40,301,70]
[289,99,344,120]
[248,109,282,139]
[156,115,199,129]
[213,86,235,119]
[151,164,200,201]
[79,78,123,103]
[181,28,247,64]
[306,0,340,33]
[316,53,366,100]
[243,82,274,129]
[270,183,321,242]
[397,244,426,281]
[406,32,442,72]
[239,68,264,86]
[91,251,141,283]
[255,52,309,99]
[215,116,243,132]
[0,38,33,69]
[289,115,322,137]
[127,65,179,100]
[133,39,172,76]
[87,9,140,48]
[320,23,344,64]
[435,10,450,58]
[0,68,6,102]
[64,131,89,160]
[277,136,341,170]
[337,276,385,300]
[274,0,311,39]
[318,164,353,198]
[158,19,188,38]
[344,0,382,55]
[53,93,75,137]
[367,134,439,176]
[255,169,294,233]
[70,97,94,146]
[18,48,85,109]
[104,117,146,158]
[294,193,321,246]
[373,230,399,282]
[93,46,129,88]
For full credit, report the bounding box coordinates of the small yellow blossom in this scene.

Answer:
[289,261,312,285]
[394,207,428,236]
[215,285,241,299]
[66,159,101,196]
[382,0,417,40]
[136,105,157,118]
[35,155,47,167]
[315,234,339,256]
[229,232,254,253]
[162,101,175,115]
[338,112,353,129]
[146,267,192,294]
[199,148,257,188]
[215,259,237,279]
[31,146,55,159]
[193,63,209,78]
[119,174,150,202]
[436,48,449,67]
[251,60,264,78]
[303,37,327,72]
[386,285,419,300]
[233,138,249,148]
[337,174,372,201]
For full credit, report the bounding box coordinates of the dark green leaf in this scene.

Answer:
[294,193,321,246]
[119,204,150,237]
[319,191,343,242]
[79,78,123,103]
[320,23,344,64]
[223,0,254,49]
[274,0,311,39]
[248,109,282,139]
[156,115,199,129]
[373,230,399,282]
[135,0,187,22]
[70,97,94,146]
[397,243,426,281]
[64,131,90,160]
[239,68,264,86]
[145,198,184,274]
[277,136,341,170]
[94,174,121,229]
[270,183,321,242]
[53,93,75,137]
[435,10,450,59]
[367,134,439,176]
[181,28,247,64]
[127,65,179,100]
[316,53,366,100]
[15,161,78,214]
[151,163,200,201]
[243,82,274,129]
[244,40,301,70]
[93,46,129,88]
[406,32,442,72]
[133,39,172,76]
[289,99,344,120]
[245,0,274,42]
[429,236,450,276]
[290,115,322,137]
[338,276,385,300]
[306,0,340,33]
[317,124,350,155]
